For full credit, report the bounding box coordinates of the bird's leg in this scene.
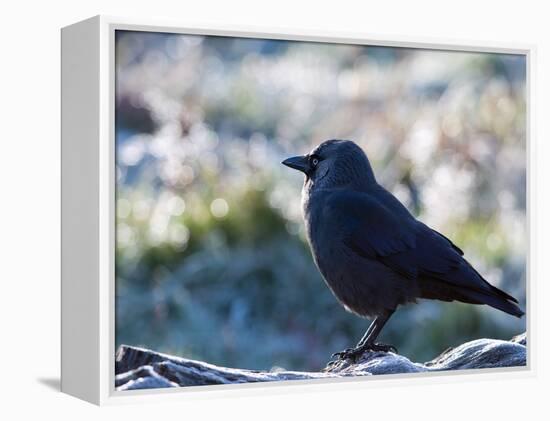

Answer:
[328,320,377,364]
[331,309,397,362]
[355,309,397,354]
[355,319,377,348]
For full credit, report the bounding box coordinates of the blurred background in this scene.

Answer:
[115,30,526,372]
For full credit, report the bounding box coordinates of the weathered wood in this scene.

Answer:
[115,333,527,391]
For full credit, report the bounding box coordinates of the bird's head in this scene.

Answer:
[282,139,376,189]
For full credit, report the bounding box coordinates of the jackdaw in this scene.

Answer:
[282,139,524,361]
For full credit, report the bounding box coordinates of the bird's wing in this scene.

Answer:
[324,190,462,282]
[324,190,522,317]
[324,190,419,280]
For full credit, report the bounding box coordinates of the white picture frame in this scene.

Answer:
[61,15,535,405]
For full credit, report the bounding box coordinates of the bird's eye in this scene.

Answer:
[310,155,320,167]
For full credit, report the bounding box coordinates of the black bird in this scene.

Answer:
[282,139,524,361]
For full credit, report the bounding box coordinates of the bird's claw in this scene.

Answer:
[369,343,398,354]
[331,348,359,360]
[330,348,364,363]
[330,343,398,363]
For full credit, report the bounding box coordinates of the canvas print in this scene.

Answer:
[114,30,527,391]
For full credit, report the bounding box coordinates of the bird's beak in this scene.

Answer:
[282,155,309,173]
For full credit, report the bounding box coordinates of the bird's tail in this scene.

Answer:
[468,287,524,318]
[468,262,524,317]
[420,278,524,318]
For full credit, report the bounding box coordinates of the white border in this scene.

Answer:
[89,15,535,405]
